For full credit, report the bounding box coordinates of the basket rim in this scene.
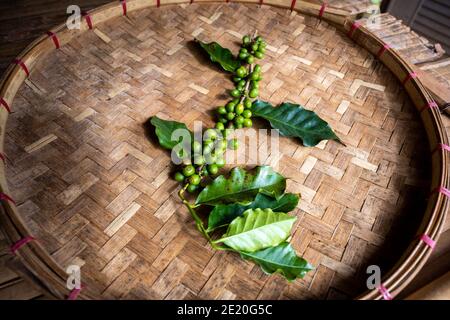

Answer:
[0,0,447,300]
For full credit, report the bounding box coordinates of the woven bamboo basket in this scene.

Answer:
[0,0,448,300]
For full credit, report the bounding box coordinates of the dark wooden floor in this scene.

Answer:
[0,0,449,300]
[0,0,111,73]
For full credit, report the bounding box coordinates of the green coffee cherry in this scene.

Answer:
[217,106,227,115]
[243,118,253,128]
[251,43,259,52]
[194,155,205,165]
[251,72,260,81]
[215,157,225,168]
[243,35,251,45]
[246,55,255,64]
[218,117,228,124]
[226,112,235,120]
[223,129,232,138]
[189,174,201,185]
[253,64,261,73]
[255,51,264,59]
[235,103,244,115]
[244,98,252,109]
[174,172,185,182]
[228,138,239,150]
[207,164,219,175]
[215,122,225,131]
[203,140,214,152]
[187,184,198,193]
[230,89,241,98]
[235,116,244,125]
[216,139,227,151]
[183,165,195,177]
[226,103,235,113]
[249,88,259,98]
[233,76,242,83]
[239,52,248,60]
[205,129,217,141]
[236,66,247,78]
[242,109,252,118]
[192,141,202,153]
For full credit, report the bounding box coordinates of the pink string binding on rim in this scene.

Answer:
[290,0,297,11]
[347,21,361,38]
[420,234,436,250]
[13,59,30,77]
[0,192,16,205]
[319,3,327,19]
[0,97,11,113]
[82,12,93,29]
[402,71,417,85]
[68,284,86,300]
[432,143,450,154]
[46,31,60,49]
[10,236,35,255]
[377,43,390,58]
[433,186,450,198]
[378,285,393,300]
[0,152,5,164]
[419,100,438,113]
[120,0,127,15]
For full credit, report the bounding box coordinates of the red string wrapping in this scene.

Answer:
[0,97,11,113]
[10,236,35,255]
[120,0,127,15]
[82,12,93,29]
[378,285,393,300]
[420,234,436,250]
[290,0,297,11]
[402,72,417,85]
[376,43,390,59]
[347,21,361,38]
[13,59,30,77]
[319,3,327,19]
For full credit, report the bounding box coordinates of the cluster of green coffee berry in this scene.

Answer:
[174,34,265,193]
[174,129,239,193]
[215,34,265,131]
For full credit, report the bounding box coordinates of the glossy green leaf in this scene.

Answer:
[198,41,241,73]
[252,100,340,147]
[207,193,299,232]
[195,166,286,206]
[214,208,296,252]
[240,242,313,281]
[150,116,192,150]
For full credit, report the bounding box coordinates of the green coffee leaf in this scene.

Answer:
[240,242,313,281]
[150,116,192,150]
[207,193,299,232]
[214,208,296,252]
[195,166,286,206]
[198,41,241,73]
[252,100,341,147]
